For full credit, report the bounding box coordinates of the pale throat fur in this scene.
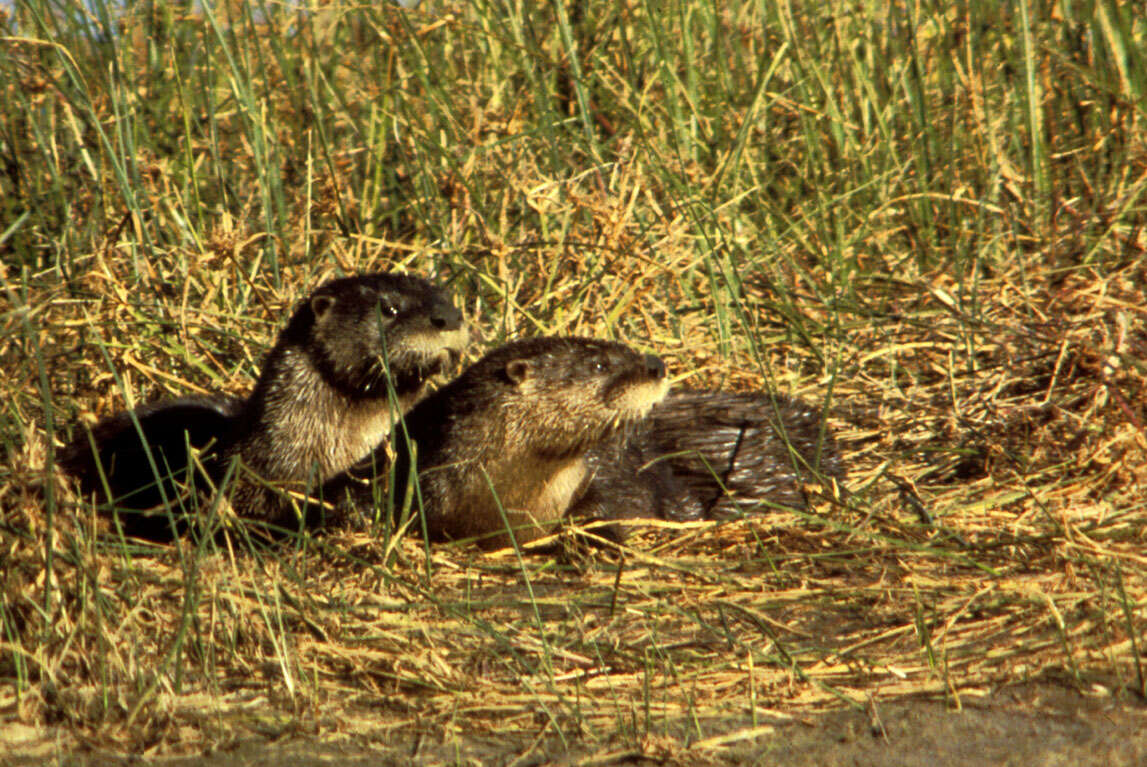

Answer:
[234,345,401,483]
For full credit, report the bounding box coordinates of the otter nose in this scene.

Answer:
[430,301,463,330]
[644,354,666,379]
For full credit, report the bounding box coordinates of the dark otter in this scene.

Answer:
[574,390,844,526]
[333,336,670,548]
[60,272,470,535]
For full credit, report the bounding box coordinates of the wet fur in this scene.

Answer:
[60,272,470,535]
[575,390,845,527]
[337,337,669,548]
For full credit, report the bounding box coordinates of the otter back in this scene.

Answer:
[58,395,242,538]
[576,390,845,526]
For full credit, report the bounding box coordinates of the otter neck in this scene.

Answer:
[231,344,400,484]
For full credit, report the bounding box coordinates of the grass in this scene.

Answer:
[2,0,1146,761]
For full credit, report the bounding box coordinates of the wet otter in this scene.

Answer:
[333,337,670,548]
[574,390,844,526]
[60,272,471,535]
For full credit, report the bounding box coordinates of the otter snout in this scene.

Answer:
[644,354,666,380]
[429,300,464,331]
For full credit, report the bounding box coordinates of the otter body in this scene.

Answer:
[338,337,669,548]
[576,390,844,524]
[61,272,470,534]
[332,341,842,547]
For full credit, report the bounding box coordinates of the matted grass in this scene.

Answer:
[1,0,1145,761]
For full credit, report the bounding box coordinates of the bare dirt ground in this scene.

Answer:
[5,682,1144,767]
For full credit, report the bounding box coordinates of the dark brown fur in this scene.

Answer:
[574,390,844,526]
[60,272,470,535]
[335,337,669,548]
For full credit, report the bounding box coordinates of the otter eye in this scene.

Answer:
[378,302,399,318]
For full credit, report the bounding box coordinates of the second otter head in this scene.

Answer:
[470,336,670,458]
[383,336,669,547]
[286,272,471,399]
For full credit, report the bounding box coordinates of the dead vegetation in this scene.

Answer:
[1,0,1145,762]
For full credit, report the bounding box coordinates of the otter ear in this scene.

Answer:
[311,294,336,320]
[505,359,531,386]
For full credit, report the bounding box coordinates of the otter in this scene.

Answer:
[573,390,845,526]
[60,272,471,536]
[328,340,843,547]
[331,337,670,548]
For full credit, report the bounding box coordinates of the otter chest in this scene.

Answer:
[335,406,396,472]
[532,458,588,519]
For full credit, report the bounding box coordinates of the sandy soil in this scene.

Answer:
[4,682,1143,766]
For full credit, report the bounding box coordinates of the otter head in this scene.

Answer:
[289,272,470,399]
[389,336,669,548]
[493,337,670,459]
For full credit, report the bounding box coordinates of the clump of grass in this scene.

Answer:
[1,0,1145,761]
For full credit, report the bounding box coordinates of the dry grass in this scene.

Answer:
[2,0,1146,761]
